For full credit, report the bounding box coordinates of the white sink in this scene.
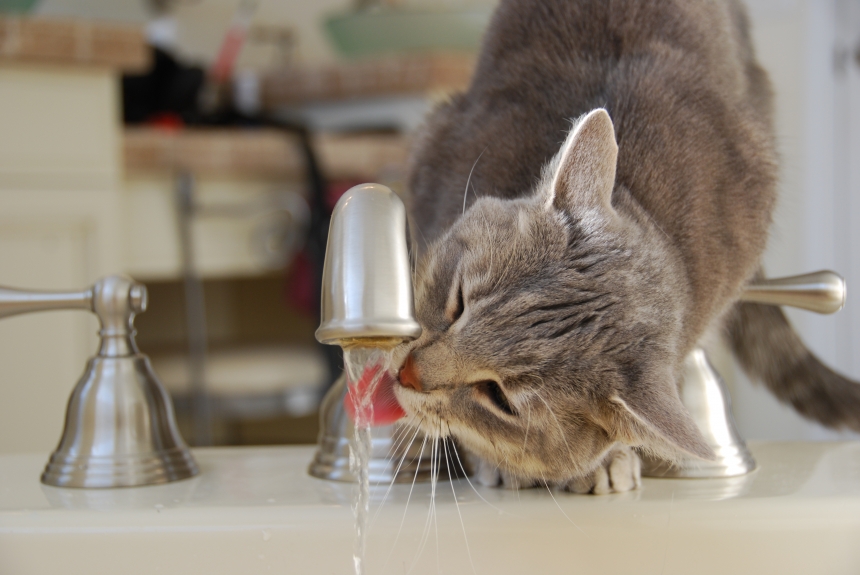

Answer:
[2,442,859,574]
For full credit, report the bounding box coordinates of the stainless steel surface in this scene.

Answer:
[308,376,460,482]
[0,275,198,488]
[312,182,444,482]
[315,183,422,345]
[741,270,845,314]
[0,286,92,318]
[642,348,757,478]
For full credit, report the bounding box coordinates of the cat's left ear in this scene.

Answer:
[546,108,618,215]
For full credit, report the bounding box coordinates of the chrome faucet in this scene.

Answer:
[309,183,460,483]
[0,275,198,488]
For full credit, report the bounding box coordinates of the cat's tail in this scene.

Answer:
[726,301,860,432]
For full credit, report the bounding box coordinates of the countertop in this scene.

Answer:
[2,442,859,574]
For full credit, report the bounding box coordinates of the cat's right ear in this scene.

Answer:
[545,108,618,217]
[604,369,715,463]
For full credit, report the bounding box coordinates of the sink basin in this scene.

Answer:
[2,442,859,574]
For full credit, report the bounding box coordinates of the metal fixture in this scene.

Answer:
[0,275,198,488]
[315,182,422,345]
[310,183,458,483]
[739,270,845,313]
[642,270,846,478]
[310,375,451,483]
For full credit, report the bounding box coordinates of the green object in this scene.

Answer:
[0,0,39,13]
[325,6,493,58]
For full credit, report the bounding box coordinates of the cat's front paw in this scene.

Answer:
[564,445,641,495]
[474,457,534,490]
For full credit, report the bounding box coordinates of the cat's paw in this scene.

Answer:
[564,445,641,495]
[473,457,538,490]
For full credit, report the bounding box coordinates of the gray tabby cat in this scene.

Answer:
[392,0,860,494]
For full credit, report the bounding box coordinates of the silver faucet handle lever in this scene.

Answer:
[0,286,93,319]
[740,270,845,314]
[0,276,148,357]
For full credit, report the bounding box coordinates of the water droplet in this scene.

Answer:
[262,530,271,541]
[266,498,276,503]
[154,504,164,513]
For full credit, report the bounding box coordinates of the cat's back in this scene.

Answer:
[408,0,774,257]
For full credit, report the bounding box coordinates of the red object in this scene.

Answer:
[146,112,184,130]
[344,364,406,427]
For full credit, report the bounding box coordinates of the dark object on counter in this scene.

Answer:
[122,47,205,125]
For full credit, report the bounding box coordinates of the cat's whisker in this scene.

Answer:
[382,432,428,574]
[462,146,488,215]
[369,420,423,529]
[541,475,588,537]
[408,435,439,574]
[533,388,576,464]
[522,401,532,451]
[443,432,478,575]
[432,426,442,573]
[448,440,513,515]
[375,414,419,479]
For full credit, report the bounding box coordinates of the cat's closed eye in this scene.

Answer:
[473,380,517,417]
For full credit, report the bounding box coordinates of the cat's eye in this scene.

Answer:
[474,380,517,417]
[446,282,465,323]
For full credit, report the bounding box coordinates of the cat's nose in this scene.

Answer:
[399,354,423,392]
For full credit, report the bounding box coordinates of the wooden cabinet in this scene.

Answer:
[0,65,124,454]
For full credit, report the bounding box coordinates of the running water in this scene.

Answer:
[342,346,397,575]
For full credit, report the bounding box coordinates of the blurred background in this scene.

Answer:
[0,0,856,456]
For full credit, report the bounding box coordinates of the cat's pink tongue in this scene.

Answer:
[344,365,406,427]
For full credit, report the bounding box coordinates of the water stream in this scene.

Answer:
[342,346,395,575]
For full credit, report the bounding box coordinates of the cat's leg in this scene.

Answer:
[564,445,641,495]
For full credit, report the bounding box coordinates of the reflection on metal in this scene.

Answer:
[641,348,756,478]
[315,183,422,346]
[311,183,456,483]
[0,275,199,488]
[741,270,845,314]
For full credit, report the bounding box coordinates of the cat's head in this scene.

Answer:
[395,109,713,483]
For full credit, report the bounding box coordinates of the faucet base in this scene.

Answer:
[309,375,463,483]
[41,355,199,489]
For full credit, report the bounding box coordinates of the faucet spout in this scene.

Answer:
[315,183,422,346]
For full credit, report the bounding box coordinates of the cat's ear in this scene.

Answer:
[606,373,715,462]
[546,108,618,215]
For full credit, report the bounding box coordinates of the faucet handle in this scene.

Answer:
[740,270,845,314]
[0,286,93,319]
[0,276,148,357]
